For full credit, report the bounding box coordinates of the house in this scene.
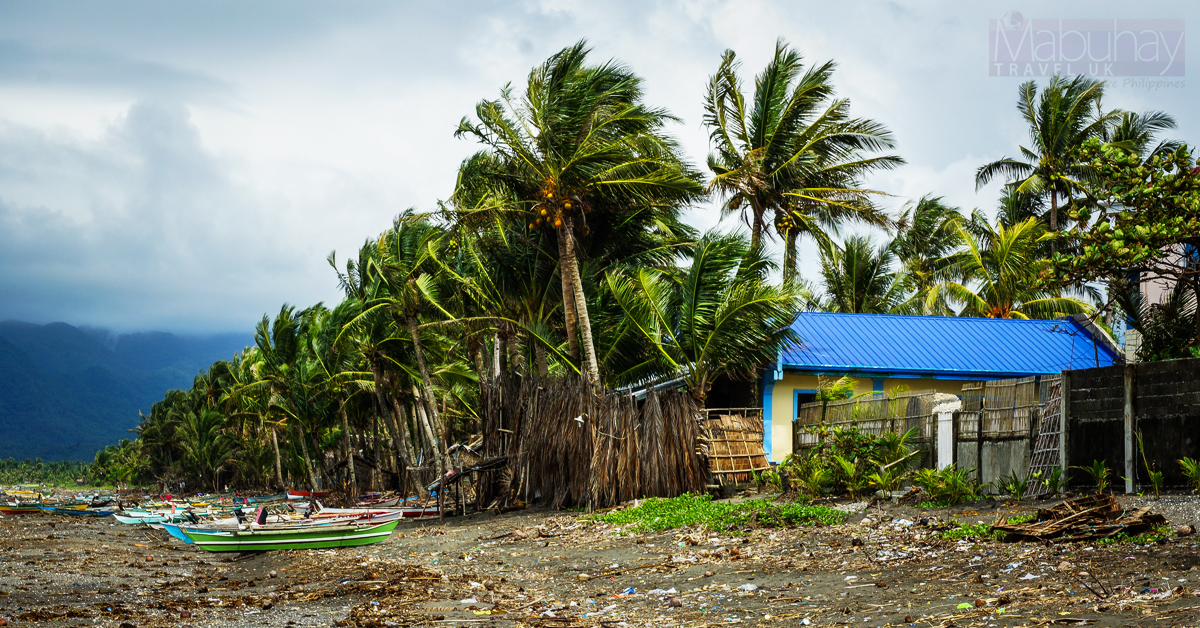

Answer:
[761,313,1122,462]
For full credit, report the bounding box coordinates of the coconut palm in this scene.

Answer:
[177,409,235,493]
[455,40,703,382]
[703,39,903,281]
[814,236,913,315]
[605,231,801,401]
[891,195,964,313]
[975,76,1124,240]
[928,217,1091,319]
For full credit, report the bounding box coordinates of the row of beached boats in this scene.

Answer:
[1,488,439,552]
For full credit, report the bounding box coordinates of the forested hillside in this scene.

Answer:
[0,321,250,461]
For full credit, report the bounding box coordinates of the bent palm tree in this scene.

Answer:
[703,39,903,281]
[456,40,703,381]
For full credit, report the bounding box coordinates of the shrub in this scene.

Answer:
[1074,460,1111,494]
[912,464,981,506]
[1179,457,1200,494]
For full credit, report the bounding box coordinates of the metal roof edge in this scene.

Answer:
[780,365,1058,379]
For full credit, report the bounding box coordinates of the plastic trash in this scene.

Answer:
[737,583,758,592]
[460,598,478,604]
[620,587,636,594]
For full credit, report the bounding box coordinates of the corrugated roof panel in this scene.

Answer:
[781,313,1119,377]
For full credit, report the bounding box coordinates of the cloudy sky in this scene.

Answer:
[0,1,1194,334]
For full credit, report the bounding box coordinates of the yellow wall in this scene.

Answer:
[767,373,966,462]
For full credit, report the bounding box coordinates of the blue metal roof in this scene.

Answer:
[780,313,1120,379]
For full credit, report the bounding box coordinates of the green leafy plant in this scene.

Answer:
[831,454,869,497]
[1135,432,1163,499]
[592,493,846,533]
[912,465,981,506]
[1074,459,1111,494]
[867,464,908,493]
[1001,470,1029,501]
[1179,457,1200,495]
[1036,467,1066,498]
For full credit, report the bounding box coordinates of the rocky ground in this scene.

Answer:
[3,493,1200,627]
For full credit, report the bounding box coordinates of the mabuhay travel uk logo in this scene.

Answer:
[989,12,1184,80]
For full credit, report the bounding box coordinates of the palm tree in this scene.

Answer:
[975,76,1124,241]
[814,235,913,314]
[455,40,703,382]
[703,39,903,281]
[928,217,1091,319]
[177,409,235,493]
[605,231,801,401]
[891,195,964,313]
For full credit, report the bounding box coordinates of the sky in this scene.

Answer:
[0,1,1194,334]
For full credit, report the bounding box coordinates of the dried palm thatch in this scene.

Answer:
[478,375,709,509]
[698,409,770,484]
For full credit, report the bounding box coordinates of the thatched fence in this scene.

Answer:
[477,376,709,509]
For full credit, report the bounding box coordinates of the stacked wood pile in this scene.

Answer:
[991,494,1166,542]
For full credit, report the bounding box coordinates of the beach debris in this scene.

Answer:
[990,494,1166,542]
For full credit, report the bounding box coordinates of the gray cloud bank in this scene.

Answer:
[0,1,1195,333]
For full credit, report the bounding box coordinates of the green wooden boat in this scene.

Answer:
[182,518,398,552]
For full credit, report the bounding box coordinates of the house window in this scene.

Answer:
[794,389,817,419]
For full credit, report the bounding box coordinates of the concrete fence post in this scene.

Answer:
[1124,365,1135,494]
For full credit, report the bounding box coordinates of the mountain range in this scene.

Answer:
[0,321,252,462]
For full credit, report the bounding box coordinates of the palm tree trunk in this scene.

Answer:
[561,216,601,382]
[270,426,284,489]
[406,316,448,465]
[556,229,583,363]
[749,199,765,250]
[534,343,549,377]
[1049,192,1058,254]
[782,229,799,285]
[371,413,381,491]
[340,406,357,494]
[391,400,427,499]
[413,391,446,518]
[492,333,503,380]
[297,427,318,491]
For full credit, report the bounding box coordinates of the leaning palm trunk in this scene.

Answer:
[270,425,284,489]
[340,406,357,492]
[561,216,600,382]
[297,426,318,490]
[556,229,582,363]
[413,393,445,519]
[391,399,428,499]
[406,317,450,467]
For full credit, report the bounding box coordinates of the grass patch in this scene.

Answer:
[592,493,846,533]
[937,521,1001,541]
[1096,525,1172,546]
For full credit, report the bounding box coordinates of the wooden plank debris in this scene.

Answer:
[991,493,1166,542]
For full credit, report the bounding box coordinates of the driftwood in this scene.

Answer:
[991,493,1166,542]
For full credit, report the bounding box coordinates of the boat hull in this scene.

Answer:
[183,519,398,552]
[0,505,41,515]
